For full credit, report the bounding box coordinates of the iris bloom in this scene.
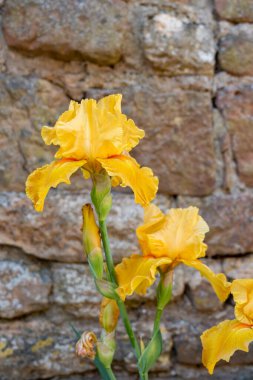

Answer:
[201,279,253,374]
[115,204,231,302]
[26,94,158,211]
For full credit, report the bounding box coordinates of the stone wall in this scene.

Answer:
[0,0,253,379]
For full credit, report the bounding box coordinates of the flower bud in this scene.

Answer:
[75,331,97,360]
[97,331,116,369]
[95,278,118,300]
[157,270,173,311]
[91,171,112,221]
[100,298,119,333]
[82,204,103,279]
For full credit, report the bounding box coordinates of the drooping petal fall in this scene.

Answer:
[98,155,159,207]
[115,254,172,300]
[137,206,209,260]
[26,159,86,212]
[181,259,231,302]
[231,279,253,325]
[201,319,253,374]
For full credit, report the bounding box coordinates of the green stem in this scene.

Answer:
[99,219,141,359]
[99,220,117,283]
[153,308,163,334]
[141,373,149,380]
[106,367,117,380]
[94,357,116,380]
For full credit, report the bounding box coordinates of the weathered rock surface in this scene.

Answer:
[143,12,215,75]
[0,73,68,192]
[0,317,94,380]
[51,263,101,318]
[215,0,253,23]
[0,247,51,318]
[219,25,253,76]
[0,191,172,262]
[123,82,216,196]
[217,82,253,187]
[3,0,127,65]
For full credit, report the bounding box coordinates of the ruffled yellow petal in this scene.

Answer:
[201,319,253,374]
[41,101,79,146]
[42,95,143,161]
[98,155,158,207]
[26,159,86,212]
[115,254,172,300]
[97,93,122,114]
[137,204,166,256]
[97,94,145,152]
[137,206,209,260]
[231,279,253,325]
[182,259,231,302]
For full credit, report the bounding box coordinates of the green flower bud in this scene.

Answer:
[91,171,112,221]
[97,331,116,369]
[157,270,173,311]
[100,298,119,333]
[95,279,119,300]
[82,204,103,279]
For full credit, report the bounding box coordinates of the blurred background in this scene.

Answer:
[0,0,253,379]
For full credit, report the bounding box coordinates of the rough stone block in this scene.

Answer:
[0,247,51,318]
[143,12,215,75]
[0,74,68,192]
[219,25,253,76]
[51,263,101,318]
[0,318,94,380]
[216,82,253,187]
[215,0,253,23]
[123,82,216,196]
[0,192,170,263]
[3,0,127,65]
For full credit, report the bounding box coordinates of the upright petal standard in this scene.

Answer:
[26,95,158,211]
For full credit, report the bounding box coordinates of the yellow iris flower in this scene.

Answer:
[26,94,158,211]
[201,279,253,374]
[115,204,231,302]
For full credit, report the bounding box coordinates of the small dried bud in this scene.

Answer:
[75,331,97,360]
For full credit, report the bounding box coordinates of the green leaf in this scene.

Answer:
[138,329,163,373]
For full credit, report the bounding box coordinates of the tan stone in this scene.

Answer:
[51,263,101,318]
[0,74,68,192]
[3,0,127,65]
[0,247,51,318]
[219,25,253,76]
[215,0,253,23]
[217,82,253,187]
[143,12,215,76]
[0,317,94,380]
[0,191,171,263]
[130,87,215,196]
[223,255,253,280]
